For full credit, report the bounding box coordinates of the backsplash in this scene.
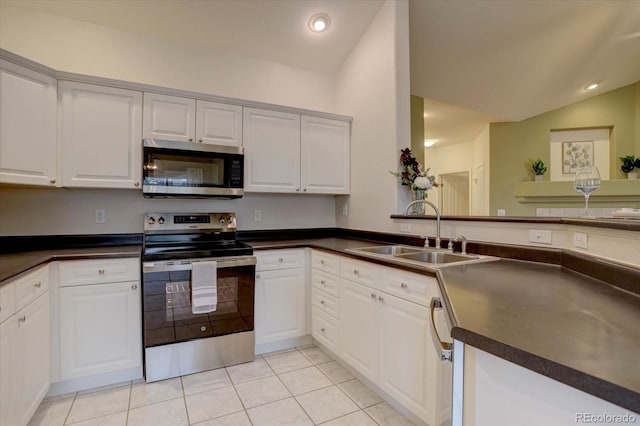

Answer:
[536,208,619,217]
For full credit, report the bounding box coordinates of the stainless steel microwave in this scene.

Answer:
[142,139,244,198]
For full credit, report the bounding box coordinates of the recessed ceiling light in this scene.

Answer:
[424,139,437,147]
[585,82,599,91]
[309,13,330,33]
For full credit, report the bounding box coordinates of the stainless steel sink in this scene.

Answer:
[394,251,478,264]
[353,245,425,255]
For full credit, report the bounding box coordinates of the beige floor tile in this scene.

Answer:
[264,350,313,374]
[65,411,127,426]
[279,366,333,396]
[298,345,333,364]
[319,410,379,425]
[317,361,355,384]
[365,402,415,426]
[225,357,274,384]
[338,379,383,408]
[191,410,252,426]
[27,397,74,426]
[184,385,243,424]
[66,385,130,424]
[181,367,231,395]
[246,397,313,426]
[295,386,359,424]
[127,397,188,426]
[234,375,291,408]
[129,377,183,408]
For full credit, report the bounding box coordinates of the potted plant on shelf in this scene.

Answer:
[390,148,438,214]
[529,158,547,182]
[619,155,640,179]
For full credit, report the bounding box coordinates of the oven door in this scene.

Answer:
[142,256,255,349]
[142,139,244,198]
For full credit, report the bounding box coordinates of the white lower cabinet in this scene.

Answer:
[255,249,309,353]
[53,258,142,391]
[0,265,50,426]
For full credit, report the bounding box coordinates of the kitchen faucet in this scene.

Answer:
[404,199,441,249]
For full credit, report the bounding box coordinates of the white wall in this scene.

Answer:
[0,4,334,113]
[334,0,411,233]
[0,188,335,235]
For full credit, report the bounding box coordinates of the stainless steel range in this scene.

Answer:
[141,212,255,382]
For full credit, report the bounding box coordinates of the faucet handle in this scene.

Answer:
[457,235,468,254]
[420,235,431,248]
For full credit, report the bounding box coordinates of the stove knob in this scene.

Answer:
[227,216,234,224]
[158,217,165,225]
[147,217,156,225]
[218,217,225,224]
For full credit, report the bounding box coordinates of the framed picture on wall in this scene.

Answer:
[562,140,594,173]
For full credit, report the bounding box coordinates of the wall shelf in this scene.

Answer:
[514,179,640,203]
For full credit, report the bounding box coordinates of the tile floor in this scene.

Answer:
[29,345,415,426]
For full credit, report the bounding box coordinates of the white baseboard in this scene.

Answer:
[255,335,313,355]
[47,367,143,397]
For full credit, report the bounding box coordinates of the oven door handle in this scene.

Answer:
[143,256,256,272]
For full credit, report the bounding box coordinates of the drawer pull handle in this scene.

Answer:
[201,326,207,332]
[278,258,284,263]
[370,293,376,299]
[400,283,407,289]
[430,297,453,362]
[320,327,326,333]
[34,282,42,288]
[378,296,384,302]
[98,269,105,274]
[18,316,26,323]
[131,284,138,290]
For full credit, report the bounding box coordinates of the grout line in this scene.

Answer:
[180,376,192,426]
[125,381,132,425]
[61,392,77,426]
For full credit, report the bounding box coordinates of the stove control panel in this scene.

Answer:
[144,213,237,232]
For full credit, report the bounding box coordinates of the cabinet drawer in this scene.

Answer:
[256,249,305,271]
[59,258,140,286]
[0,281,16,323]
[311,250,340,275]
[312,308,339,354]
[379,268,439,306]
[312,287,340,319]
[340,257,377,287]
[311,269,340,297]
[15,265,49,311]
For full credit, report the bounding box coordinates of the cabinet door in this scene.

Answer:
[61,81,142,188]
[0,60,57,186]
[0,311,19,426]
[16,292,51,426]
[255,268,306,344]
[195,100,242,146]
[300,116,350,194]
[243,108,300,193]
[143,92,195,142]
[378,293,433,423]
[340,279,378,382]
[59,281,142,380]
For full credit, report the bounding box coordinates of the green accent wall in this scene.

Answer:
[410,95,424,161]
[490,81,640,216]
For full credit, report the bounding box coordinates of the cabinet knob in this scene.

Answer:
[320,280,325,285]
[131,284,138,290]
[400,283,407,289]
[189,138,193,142]
[34,282,42,288]
[134,182,140,187]
[296,188,300,192]
[303,188,307,192]
[320,300,325,305]
[18,316,26,323]
[256,273,261,279]
[200,326,207,332]
[278,258,283,263]
[50,179,56,184]
[320,260,325,265]
[370,293,376,299]
[198,138,203,143]
[353,269,359,275]
[320,327,326,333]
[98,269,105,274]
[378,296,384,302]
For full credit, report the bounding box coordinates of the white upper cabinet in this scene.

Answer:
[243,107,301,193]
[301,116,350,194]
[143,93,242,147]
[61,81,142,188]
[196,100,243,146]
[0,60,58,186]
[243,108,351,194]
[143,92,195,142]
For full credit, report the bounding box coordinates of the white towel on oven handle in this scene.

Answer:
[191,261,217,314]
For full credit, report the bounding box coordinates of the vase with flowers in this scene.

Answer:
[390,147,438,214]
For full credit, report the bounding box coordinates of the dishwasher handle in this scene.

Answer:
[430,297,453,362]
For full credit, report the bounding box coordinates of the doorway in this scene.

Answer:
[439,171,470,215]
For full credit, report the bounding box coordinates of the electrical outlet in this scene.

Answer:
[254,210,262,222]
[400,223,412,233]
[497,209,506,216]
[342,203,348,216]
[529,230,552,244]
[573,232,588,249]
[95,209,106,224]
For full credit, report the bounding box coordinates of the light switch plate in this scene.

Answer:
[400,223,412,232]
[529,229,552,244]
[95,209,105,224]
[254,210,262,222]
[497,209,506,216]
[573,232,588,249]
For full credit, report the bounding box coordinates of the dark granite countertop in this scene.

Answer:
[0,245,142,284]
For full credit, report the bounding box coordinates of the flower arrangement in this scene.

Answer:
[619,155,640,173]
[529,158,547,176]
[390,148,437,190]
